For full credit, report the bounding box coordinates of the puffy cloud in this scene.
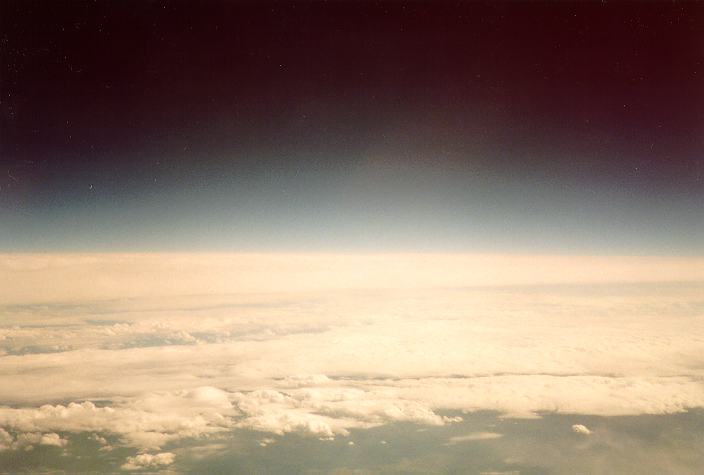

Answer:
[0,388,235,450]
[38,432,68,447]
[572,424,592,435]
[121,452,175,471]
[229,385,463,438]
[0,431,69,450]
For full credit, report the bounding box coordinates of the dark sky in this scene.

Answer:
[1,1,703,252]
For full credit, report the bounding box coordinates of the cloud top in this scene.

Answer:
[1,253,702,305]
[0,254,702,470]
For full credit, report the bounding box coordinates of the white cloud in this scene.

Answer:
[258,437,275,447]
[1,431,69,450]
[0,388,235,450]
[572,424,592,435]
[121,452,175,471]
[38,432,68,447]
[0,253,702,465]
[446,432,503,444]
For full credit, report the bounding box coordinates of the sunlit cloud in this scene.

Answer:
[0,254,702,470]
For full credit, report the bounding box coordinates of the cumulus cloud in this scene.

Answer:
[0,388,235,450]
[572,424,592,435]
[38,432,68,447]
[121,452,175,471]
[229,386,461,438]
[0,431,69,451]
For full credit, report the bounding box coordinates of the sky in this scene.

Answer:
[1,1,703,253]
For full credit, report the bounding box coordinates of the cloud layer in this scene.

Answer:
[2,253,702,305]
[0,254,702,470]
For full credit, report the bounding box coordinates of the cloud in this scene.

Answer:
[0,388,235,450]
[0,431,69,451]
[258,437,275,447]
[37,432,68,447]
[446,432,503,444]
[229,386,460,438]
[572,424,592,435]
[121,452,175,471]
[89,433,108,445]
[0,428,12,450]
[379,375,704,418]
[1,253,702,305]
[0,253,702,468]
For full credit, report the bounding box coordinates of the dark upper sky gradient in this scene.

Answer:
[1,1,703,252]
